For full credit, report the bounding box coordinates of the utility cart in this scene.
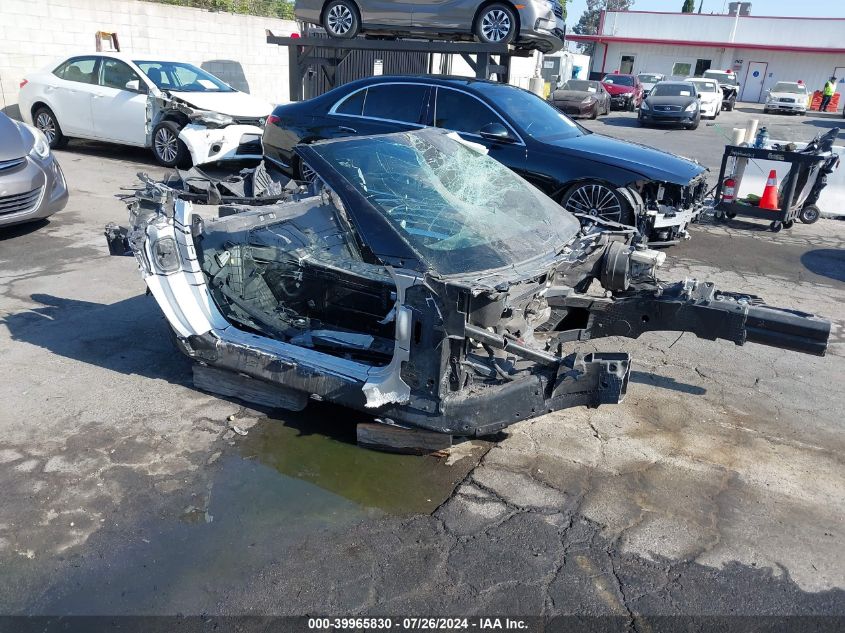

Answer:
[713,128,840,232]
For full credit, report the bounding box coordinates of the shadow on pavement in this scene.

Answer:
[0,219,50,241]
[598,114,642,128]
[55,140,159,168]
[801,249,845,282]
[801,118,845,137]
[630,370,706,395]
[2,293,189,383]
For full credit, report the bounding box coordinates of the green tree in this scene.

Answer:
[572,0,635,56]
[681,0,695,12]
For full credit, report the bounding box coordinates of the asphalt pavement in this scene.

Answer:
[0,104,843,623]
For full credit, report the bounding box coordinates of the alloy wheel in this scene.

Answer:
[563,183,624,222]
[481,9,512,42]
[36,112,56,144]
[327,4,353,36]
[154,128,179,164]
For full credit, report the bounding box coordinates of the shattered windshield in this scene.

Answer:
[308,132,580,276]
[134,60,234,92]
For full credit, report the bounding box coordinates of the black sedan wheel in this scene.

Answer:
[34,106,68,149]
[475,3,517,44]
[590,103,599,119]
[561,182,633,225]
[323,0,360,39]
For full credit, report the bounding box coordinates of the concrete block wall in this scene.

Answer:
[0,0,298,118]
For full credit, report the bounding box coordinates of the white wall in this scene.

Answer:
[600,10,844,49]
[592,42,845,103]
[0,0,297,118]
[432,51,542,90]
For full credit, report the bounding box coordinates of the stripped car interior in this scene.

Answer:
[109,130,831,437]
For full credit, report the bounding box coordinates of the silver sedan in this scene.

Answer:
[295,0,565,53]
[0,112,68,229]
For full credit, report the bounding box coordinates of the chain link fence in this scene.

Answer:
[141,0,295,20]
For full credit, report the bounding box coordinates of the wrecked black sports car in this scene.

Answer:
[110,129,830,437]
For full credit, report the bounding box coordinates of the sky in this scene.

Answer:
[564,0,845,27]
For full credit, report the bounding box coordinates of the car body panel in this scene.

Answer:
[601,73,643,109]
[0,113,68,228]
[18,52,271,163]
[637,73,665,97]
[294,0,565,53]
[550,81,610,118]
[639,82,701,128]
[262,75,707,243]
[764,82,809,114]
[111,130,831,436]
[685,78,722,118]
[702,69,740,107]
[166,90,272,118]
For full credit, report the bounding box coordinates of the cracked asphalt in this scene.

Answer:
[0,104,843,622]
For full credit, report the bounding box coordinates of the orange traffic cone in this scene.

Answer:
[759,170,779,210]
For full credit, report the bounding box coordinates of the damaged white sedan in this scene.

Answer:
[107,130,829,439]
[19,52,272,167]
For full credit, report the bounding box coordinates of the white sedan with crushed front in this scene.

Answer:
[18,52,273,167]
[685,77,722,119]
[764,81,809,115]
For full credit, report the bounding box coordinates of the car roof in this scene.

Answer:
[687,77,716,82]
[58,52,187,63]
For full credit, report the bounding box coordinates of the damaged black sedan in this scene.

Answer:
[112,129,830,438]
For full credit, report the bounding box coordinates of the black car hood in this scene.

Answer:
[552,89,595,102]
[646,96,697,108]
[543,133,705,184]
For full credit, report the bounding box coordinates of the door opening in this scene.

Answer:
[741,61,768,102]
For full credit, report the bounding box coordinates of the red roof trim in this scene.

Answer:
[566,34,845,55]
[604,10,845,21]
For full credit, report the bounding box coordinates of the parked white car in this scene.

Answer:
[685,77,722,119]
[637,72,665,97]
[764,81,809,115]
[18,52,273,167]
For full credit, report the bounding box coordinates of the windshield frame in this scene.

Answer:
[133,60,235,93]
[771,82,807,94]
[688,80,717,93]
[602,75,635,86]
[561,80,597,92]
[296,130,582,277]
[703,71,738,86]
[650,83,698,98]
[473,81,588,142]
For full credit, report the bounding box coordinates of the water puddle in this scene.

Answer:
[25,406,486,614]
[237,406,486,515]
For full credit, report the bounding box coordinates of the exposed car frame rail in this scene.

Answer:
[266,32,529,101]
